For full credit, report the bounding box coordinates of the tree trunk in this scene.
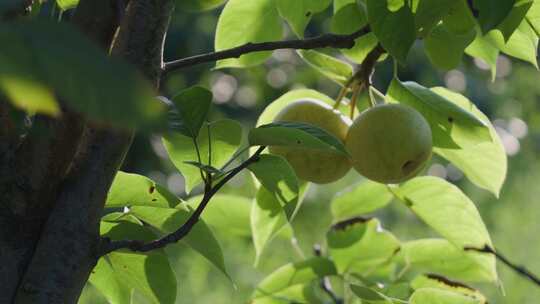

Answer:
[0,0,175,303]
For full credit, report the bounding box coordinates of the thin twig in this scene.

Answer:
[100,146,266,256]
[163,26,371,73]
[466,245,540,286]
[314,244,343,304]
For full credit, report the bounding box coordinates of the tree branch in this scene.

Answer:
[163,26,371,73]
[466,245,540,286]
[314,244,343,304]
[101,146,266,255]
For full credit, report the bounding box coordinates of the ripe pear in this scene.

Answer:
[346,104,432,184]
[269,99,352,184]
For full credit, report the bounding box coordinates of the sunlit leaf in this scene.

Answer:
[251,184,309,265]
[390,176,497,282]
[327,218,400,274]
[249,122,348,155]
[56,0,79,10]
[387,79,490,149]
[164,119,242,193]
[215,0,282,68]
[106,172,181,208]
[252,283,322,304]
[276,0,331,37]
[130,206,230,280]
[248,154,300,218]
[430,87,507,197]
[297,50,353,86]
[399,239,498,283]
[108,252,176,304]
[411,274,487,303]
[89,257,131,304]
[187,194,252,237]
[409,287,482,304]
[253,257,337,298]
[331,181,393,222]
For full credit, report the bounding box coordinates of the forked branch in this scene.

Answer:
[100,146,266,255]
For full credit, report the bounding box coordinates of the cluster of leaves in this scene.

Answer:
[2,0,539,303]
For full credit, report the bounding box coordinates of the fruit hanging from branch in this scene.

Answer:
[269,99,352,184]
[346,103,432,184]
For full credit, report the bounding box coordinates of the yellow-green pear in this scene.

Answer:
[269,99,352,184]
[346,104,432,184]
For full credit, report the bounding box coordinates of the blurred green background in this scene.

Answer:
[79,4,540,304]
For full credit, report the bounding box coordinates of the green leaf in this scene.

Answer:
[496,0,534,41]
[350,285,391,302]
[387,79,490,149]
[327,218,400,274]
[276,0,331,37]
[130,206,230,280]
[248,154,300,218]
[56,0,78,10]
[186,194,252,237]
[256,89,337,126]
[252,283,322,304]
[334,0,356,12]
[177,0,227,11]
[414,0,455,37]
[486,20,539,67]
[424,24,475,70]
[472,0,515,33]
[0,21,164,128]
[366,0,416,63]
[102,212,144,225]
[100,221,156,242]
[215,0,282,68]
[465,31,499,79]
[99,221,176,304]
[409,288,482,304]
[251,187,290,265]
[251,184,310,264]
[411,274,487,303]
[253,257,337,298]
[430,87,507,197]
[331,181,393,222]
[390,176,496,279]
[249,122,348,155]
[442,0,477,35]
[169,86,212,138]
[399,239,498,282]
[331,3,379,64]
[526,0,540,35]
[164,119,242,193]
[297,50,353,86]
[0,27,60,116]
[106,172,181,209]
[183,161,222,175]
[108,251,177,304]
[89,257,131,304]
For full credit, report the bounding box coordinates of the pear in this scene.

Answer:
[346,104,432,184]
[269,99,352,184]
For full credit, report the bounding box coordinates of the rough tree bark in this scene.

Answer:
[0,0,174,303]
